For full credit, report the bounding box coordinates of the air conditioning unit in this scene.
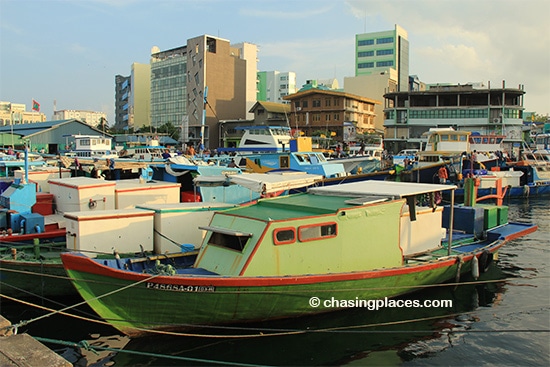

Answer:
[492,118,500,123]
[296,107,302,111]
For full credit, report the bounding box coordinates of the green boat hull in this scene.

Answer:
[64,254,477,337]
[0,259,71,298]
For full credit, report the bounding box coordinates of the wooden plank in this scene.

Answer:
[0,332,71,367]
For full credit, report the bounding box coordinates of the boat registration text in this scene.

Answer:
[146,283,216,292]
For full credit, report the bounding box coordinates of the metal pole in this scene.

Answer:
[448,188,455,256]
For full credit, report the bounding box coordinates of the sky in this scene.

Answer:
[1,0,549,125]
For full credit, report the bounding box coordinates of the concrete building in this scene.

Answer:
[257,71,297,104]
[382,81,526,154]
[355,24,409,92]
[0,101,46,126]
[344,71,398,134]
[283,87,379,142]
[115,62,151,130]
[149,35,257,149]
[345,24,409,134]
[53,109,107,128]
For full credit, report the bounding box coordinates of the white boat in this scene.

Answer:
[118,137,175,161]
[65,135,118,160]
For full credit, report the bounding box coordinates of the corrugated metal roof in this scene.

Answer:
[0,119,113,138]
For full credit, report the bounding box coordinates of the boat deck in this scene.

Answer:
[226,193,358,220]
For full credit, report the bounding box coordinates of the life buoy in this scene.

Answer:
[478,250,493,273]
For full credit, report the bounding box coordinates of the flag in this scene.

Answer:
[32,99,40,112]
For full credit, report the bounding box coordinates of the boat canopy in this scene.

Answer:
[308,181,457,198]
[194,172,323,194]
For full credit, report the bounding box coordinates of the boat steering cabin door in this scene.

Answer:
[406,196,417,221]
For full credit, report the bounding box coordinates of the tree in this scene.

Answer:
[156,122,180,141]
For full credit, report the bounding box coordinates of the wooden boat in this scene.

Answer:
[0,173,322,299]
[219,126,385,177]
[60,180,537,337]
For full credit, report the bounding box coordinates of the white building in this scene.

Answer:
[53,109,107,127]
[257,71,297,104]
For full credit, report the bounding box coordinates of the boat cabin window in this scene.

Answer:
[207,232,250,252]
[298,222,337,242]
[419,155,440,163]
[273,227,296,245]
[280,156,290,168]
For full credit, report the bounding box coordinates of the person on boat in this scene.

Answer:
[161,149,171,159]
[335,144,342,158]
[438,165,449,184]
[358,141,366,156]
[187,145,196,156]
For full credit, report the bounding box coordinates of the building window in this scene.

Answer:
[325,114,331,121]
[358,39,374,46]
[334,113,339,120]
[358,51,374,57]
[302,101,308,108]
[377,37,394,44]
[376,49,394,56]
[358,62,374,69]
[312,99,321,107]
[376,61,394,67]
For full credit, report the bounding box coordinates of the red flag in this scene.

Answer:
[32,99,40,112]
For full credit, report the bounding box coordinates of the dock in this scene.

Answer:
[0,315,71,367]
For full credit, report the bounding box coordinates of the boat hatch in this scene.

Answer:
[200,226,253,252]
[199,226,253,237]
[344,196,391,206]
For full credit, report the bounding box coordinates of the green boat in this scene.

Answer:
[60,181,538,337]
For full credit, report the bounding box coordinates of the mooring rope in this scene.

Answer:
[2,275,549,339]
[34,336,270,367]
[1,273,160,333]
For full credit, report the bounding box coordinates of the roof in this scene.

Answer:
[308,181,457,197]
[283,88,381,105]
[249,101,291,114]
[0,119,113,138]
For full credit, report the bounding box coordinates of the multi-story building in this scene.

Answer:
[345,24,409,133]
[115,62,151,130]
[114,74,131,129]
[344,71,398,134]
[257,71,297,104]
[150,45,187,132]
[149,35,258,149]
[52,109,107,127]
[355,24,409,92]
[382,81,526,154]
[0,101,46,126]
[283,87,380,142]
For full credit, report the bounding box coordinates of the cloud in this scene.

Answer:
[240,4,335,19]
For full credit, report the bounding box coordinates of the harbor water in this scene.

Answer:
[0,197,548,366]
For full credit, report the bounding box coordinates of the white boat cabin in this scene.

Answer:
[67,135,118,159]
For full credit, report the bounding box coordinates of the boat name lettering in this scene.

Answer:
[146,283,215,292]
